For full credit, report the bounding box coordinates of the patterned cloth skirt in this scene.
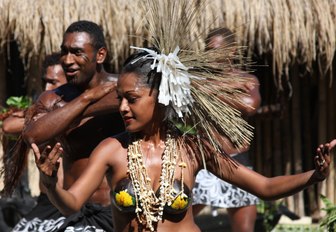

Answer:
[13,193,114,232]
[192,152,259,208]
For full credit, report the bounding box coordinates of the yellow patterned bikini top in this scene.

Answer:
[112,178,192,214]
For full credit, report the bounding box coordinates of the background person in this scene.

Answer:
[192,27,261,232]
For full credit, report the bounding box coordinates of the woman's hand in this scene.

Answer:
[312,139,336,181]
[32,143,63,188]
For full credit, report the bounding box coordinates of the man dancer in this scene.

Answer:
[22,21,124,231]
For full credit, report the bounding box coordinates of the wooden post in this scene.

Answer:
[290,66,305,216]
[0,49,7,105]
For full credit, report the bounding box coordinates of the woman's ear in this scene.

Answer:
[96,47,107,64]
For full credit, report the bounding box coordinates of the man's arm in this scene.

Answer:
[2,111,25,135]
[230,74,261,117]
[81,90,120,117]
[22,82,117,146]
[215,72,261,118]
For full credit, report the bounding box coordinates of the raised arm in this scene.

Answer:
[81,89,120,117]
[32,138,115,215]
[22,82,117,145]
[208,140,334,200]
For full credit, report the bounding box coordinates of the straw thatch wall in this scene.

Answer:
[0,0,335,217]
[0,0,335,84]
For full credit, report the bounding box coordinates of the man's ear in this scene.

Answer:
[96,47,107,64]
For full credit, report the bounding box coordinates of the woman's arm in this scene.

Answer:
[209,140,334,200]
[32,138,116,215]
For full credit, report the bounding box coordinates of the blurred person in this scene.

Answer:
[192,28,261,232]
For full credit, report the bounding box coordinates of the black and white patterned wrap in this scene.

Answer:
[192,152,259,208]
[12,193,113,232]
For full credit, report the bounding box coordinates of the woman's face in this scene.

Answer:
[117,72,159,133]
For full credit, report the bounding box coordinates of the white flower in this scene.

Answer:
[130,46,198,117]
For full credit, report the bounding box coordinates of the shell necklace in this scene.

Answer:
[127,134,180,231]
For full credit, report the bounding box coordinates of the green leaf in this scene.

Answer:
[319,195,336,230]
[6,96,32,109]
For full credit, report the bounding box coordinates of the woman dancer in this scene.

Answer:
[31,1,335,231]
[32,46,334,231]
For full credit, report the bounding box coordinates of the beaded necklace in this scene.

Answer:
[127,134,183,231]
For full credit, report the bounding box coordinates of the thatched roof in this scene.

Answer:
[0,0,335,86]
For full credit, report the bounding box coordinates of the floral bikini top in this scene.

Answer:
[112,178,192,214]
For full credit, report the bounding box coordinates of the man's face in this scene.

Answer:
[206,35,225,50]
[60,32,97,88]
[43,64,67,91]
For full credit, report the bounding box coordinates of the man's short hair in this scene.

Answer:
[42,52,61,76]
[65,20,106,50]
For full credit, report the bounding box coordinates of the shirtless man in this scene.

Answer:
[193,28,261,232]
[22,20,124,231]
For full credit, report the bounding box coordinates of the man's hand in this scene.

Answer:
[82,82,117,103]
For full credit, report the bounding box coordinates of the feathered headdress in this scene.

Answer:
[128,0,254,230]
[134,0,253,151]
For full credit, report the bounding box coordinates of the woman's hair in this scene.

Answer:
[0,136,29,197]
[0,110,32,197]
[121,48,177,120]
[121,48,162,92]
[0,103,54,197]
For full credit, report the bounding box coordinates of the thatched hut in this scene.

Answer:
[0,0,335,218]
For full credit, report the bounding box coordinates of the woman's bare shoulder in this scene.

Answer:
[92,132,129,159]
